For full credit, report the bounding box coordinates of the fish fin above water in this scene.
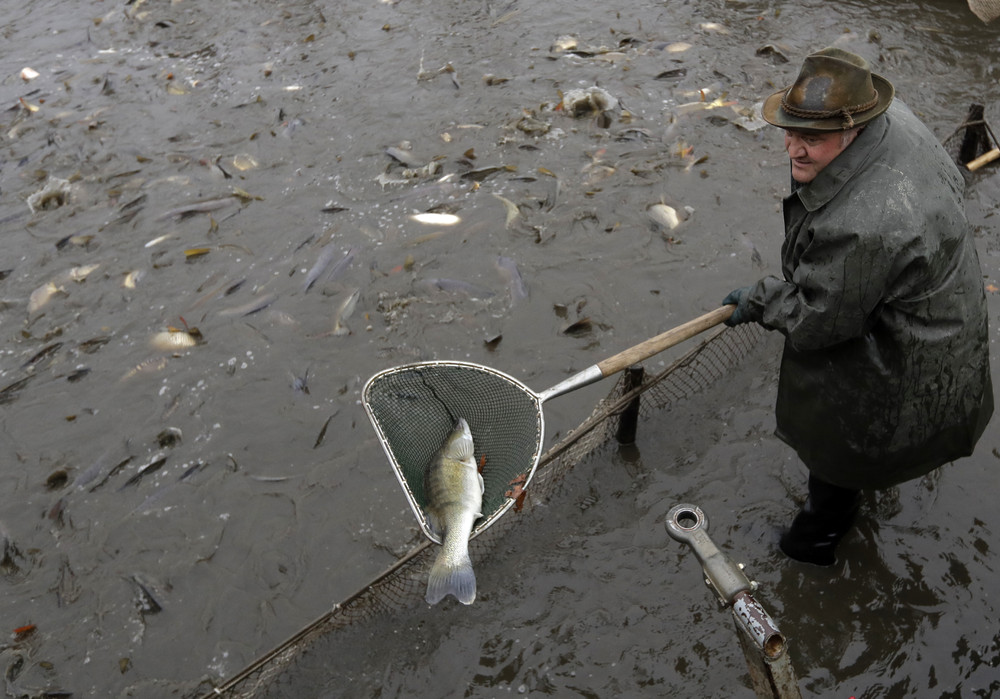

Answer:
[425,551,476,605]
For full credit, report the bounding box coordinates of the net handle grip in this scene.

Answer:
[596,305,734,377]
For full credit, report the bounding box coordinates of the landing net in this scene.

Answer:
[201,322,764,698]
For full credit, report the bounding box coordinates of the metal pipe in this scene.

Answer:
[733,590,786,660]
[665,502,802,699]
[664,504,753,605]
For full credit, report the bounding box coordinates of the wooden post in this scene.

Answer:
[732,591,802,699]
[615,365,644,445]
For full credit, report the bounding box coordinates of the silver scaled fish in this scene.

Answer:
[424,417,483,605]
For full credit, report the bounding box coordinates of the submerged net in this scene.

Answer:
[201,322,764,698]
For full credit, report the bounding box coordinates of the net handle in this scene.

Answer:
[597,305,734,377]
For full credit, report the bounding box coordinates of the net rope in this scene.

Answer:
[200,322,764,698]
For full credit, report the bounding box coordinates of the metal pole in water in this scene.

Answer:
[665,504,802,699]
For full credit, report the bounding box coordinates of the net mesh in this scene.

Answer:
[363,362,545,540]
[201,322,764,698]
[942,103,997,174]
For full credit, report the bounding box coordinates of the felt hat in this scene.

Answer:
[761,47,894,131]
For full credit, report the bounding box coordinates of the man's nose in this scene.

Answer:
[785,135,806,157]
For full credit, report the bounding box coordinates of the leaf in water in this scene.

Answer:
[185,247,212,260]
[231,186,263,203]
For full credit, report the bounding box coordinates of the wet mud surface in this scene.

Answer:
[1,0,999,696]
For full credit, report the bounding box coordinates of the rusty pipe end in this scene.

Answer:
[733,591,787,660]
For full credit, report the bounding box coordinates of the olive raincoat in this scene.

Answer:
[744,101,993,490]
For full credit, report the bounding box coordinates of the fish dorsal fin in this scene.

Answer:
[451,419,475,461]
[454,433,474,462]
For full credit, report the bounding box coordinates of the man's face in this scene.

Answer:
[783,129,850,183]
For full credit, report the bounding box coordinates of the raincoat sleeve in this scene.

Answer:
[747,220,904,351]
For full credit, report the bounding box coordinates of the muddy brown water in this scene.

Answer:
[1,0,998,696]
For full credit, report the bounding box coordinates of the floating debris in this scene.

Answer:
[231,154,258,171]
[675,94,737,116]
[27,282,66,315]
[156,427,183,448]
[20,67,39,81]
[515,111,551,135]
[756,43,790,63]
[123,270,144,289]
[55,233,95,250]
[550,35,580,54]
[150,328,201,351]
[731,101,769,132]
[26,176,72,212]
[560,86,618,117]
[648,203,681,231]
[375,172,410,188]
[18,96,40,114]
[401,160,442,179]
[184,247,212,261]
[12,624,36,639]
[411,212,460,226]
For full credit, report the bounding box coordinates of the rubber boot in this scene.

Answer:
[779,474,860,566]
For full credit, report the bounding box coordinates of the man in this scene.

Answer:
[723,47,994,566]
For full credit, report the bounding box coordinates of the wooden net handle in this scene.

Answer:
[597,305,735,377]
[967,148,1000,172]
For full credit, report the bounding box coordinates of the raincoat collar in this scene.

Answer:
[791,112,888,212]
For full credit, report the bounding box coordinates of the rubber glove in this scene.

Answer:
[721,287,753,327]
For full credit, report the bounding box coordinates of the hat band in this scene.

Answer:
[780,89,880,129]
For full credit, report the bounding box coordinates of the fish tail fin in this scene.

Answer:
[425,551,477,606]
